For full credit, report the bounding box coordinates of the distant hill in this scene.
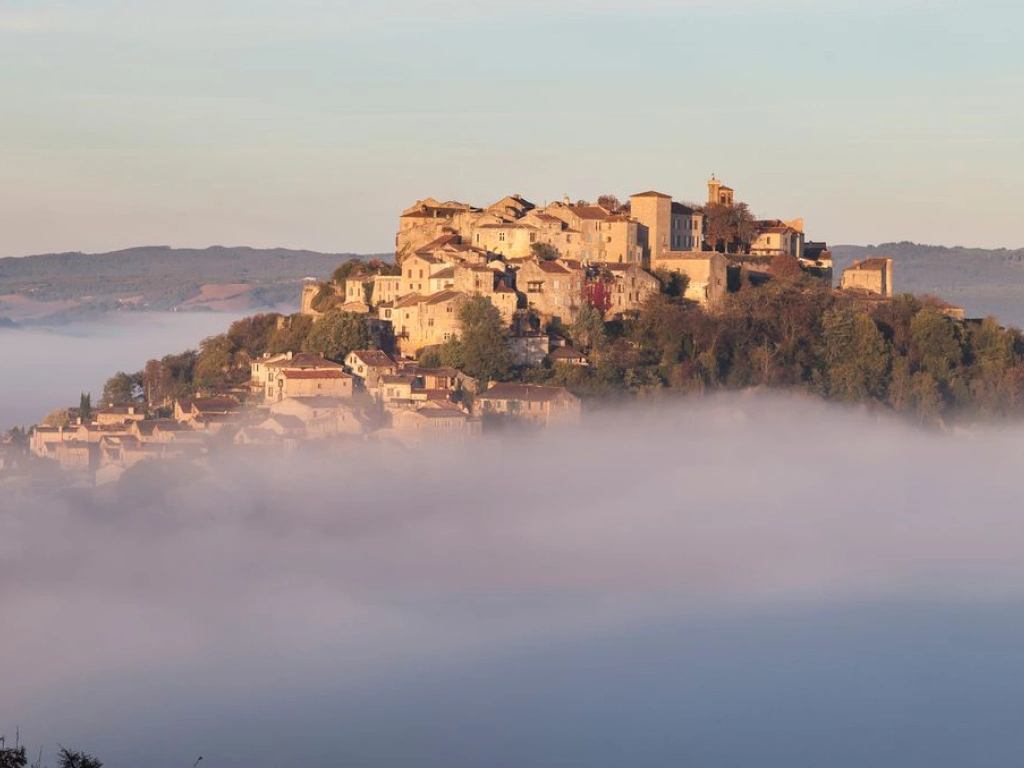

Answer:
[832,242,1024,327]
[0,246,387,323]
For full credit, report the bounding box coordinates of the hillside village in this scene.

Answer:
[7,175,1001,488]
[301,178,845,357]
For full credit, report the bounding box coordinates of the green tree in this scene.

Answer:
[821,308,889,401]
[570,301,607,353]
[302,311,370,362]
[440,296,512,382]
[911,370,943,422]
[194,334,237,389]
[79,392,92,422]
[142,352,197,406]
[910,308,962,384]
[310,282,338,312]
[652,268,690,299]
[227,313,280,357]
[267,314,314,354]
[530,242,560,261]
[101,371,141,405]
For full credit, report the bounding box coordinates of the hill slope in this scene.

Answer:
[0,246,384,323]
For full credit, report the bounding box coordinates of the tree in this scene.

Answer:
[194,334,237,389]
[821,308,889,401]
[142,352,196,407]
[301,311,370,362]
[310,282,338,312]
[652,268,690,299]
[42,408,71,428]
[57,747,103,768]
[441,296,512,383]
[571,301,607,353]
[267,314,314,354]
[102,371,142,406]
[0,742,27,768]
[331,258,367,283]
[79,392,92,422]
[769,254,803,280]
[530,242,560,261]
[597,194,622,211]
[227,313,280,357]
[703,201,758,253]
[909,308,962,384]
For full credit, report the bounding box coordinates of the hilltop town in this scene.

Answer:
[4,176,1019,488]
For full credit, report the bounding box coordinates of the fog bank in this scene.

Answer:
[0,312,247,429]
[3,395,1024,766]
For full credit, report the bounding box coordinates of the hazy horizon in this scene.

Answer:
[3,237,1024,262]
[2,0,1023,257]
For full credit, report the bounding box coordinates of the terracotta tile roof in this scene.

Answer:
[432,267,456,279]
[478,383,574,402]
[266,414,306,430]
[394,293,425,308]
[349,350,395,368]
[550,346,586,360]
[535,260,571,274]
[418,408,468,420]
[152,420,192,432]
[416,234,462,252]
[671,202,698,215]
[191,397,241,413]
[280,369,352,380]
[572,205,612,220]
[424,290,464,305]
[266,353,344,370]
[283,396,352,408]
[630,190,671,198]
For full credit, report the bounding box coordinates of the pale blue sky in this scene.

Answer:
[1,0,1022,256]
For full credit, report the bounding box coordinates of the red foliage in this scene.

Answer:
[585,278,613,315]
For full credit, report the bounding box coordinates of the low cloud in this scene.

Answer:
[3,393,1024,765]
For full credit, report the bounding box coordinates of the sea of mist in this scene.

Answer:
[0,312,249,430]
[4,395,1024,766]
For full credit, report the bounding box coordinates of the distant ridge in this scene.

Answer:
[0,245,389,323]
[831,242,1024,326]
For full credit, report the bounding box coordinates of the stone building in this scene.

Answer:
[514,258,585,324]
[750,218,805,259]
[602,263,661,317]
[651,251,729,308]
[628,191,703,263]
[475,383,582,426]
[390,290,465,356]
[840,258,894,297]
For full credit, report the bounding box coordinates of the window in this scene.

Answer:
[498,232,506,242]
[527,280,543,293]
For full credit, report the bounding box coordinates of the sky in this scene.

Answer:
[7,396,1024,765]
[1,0,1023,256]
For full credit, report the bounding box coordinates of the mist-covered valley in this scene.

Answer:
[4,396,1024,767]
[0,312,249,430]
